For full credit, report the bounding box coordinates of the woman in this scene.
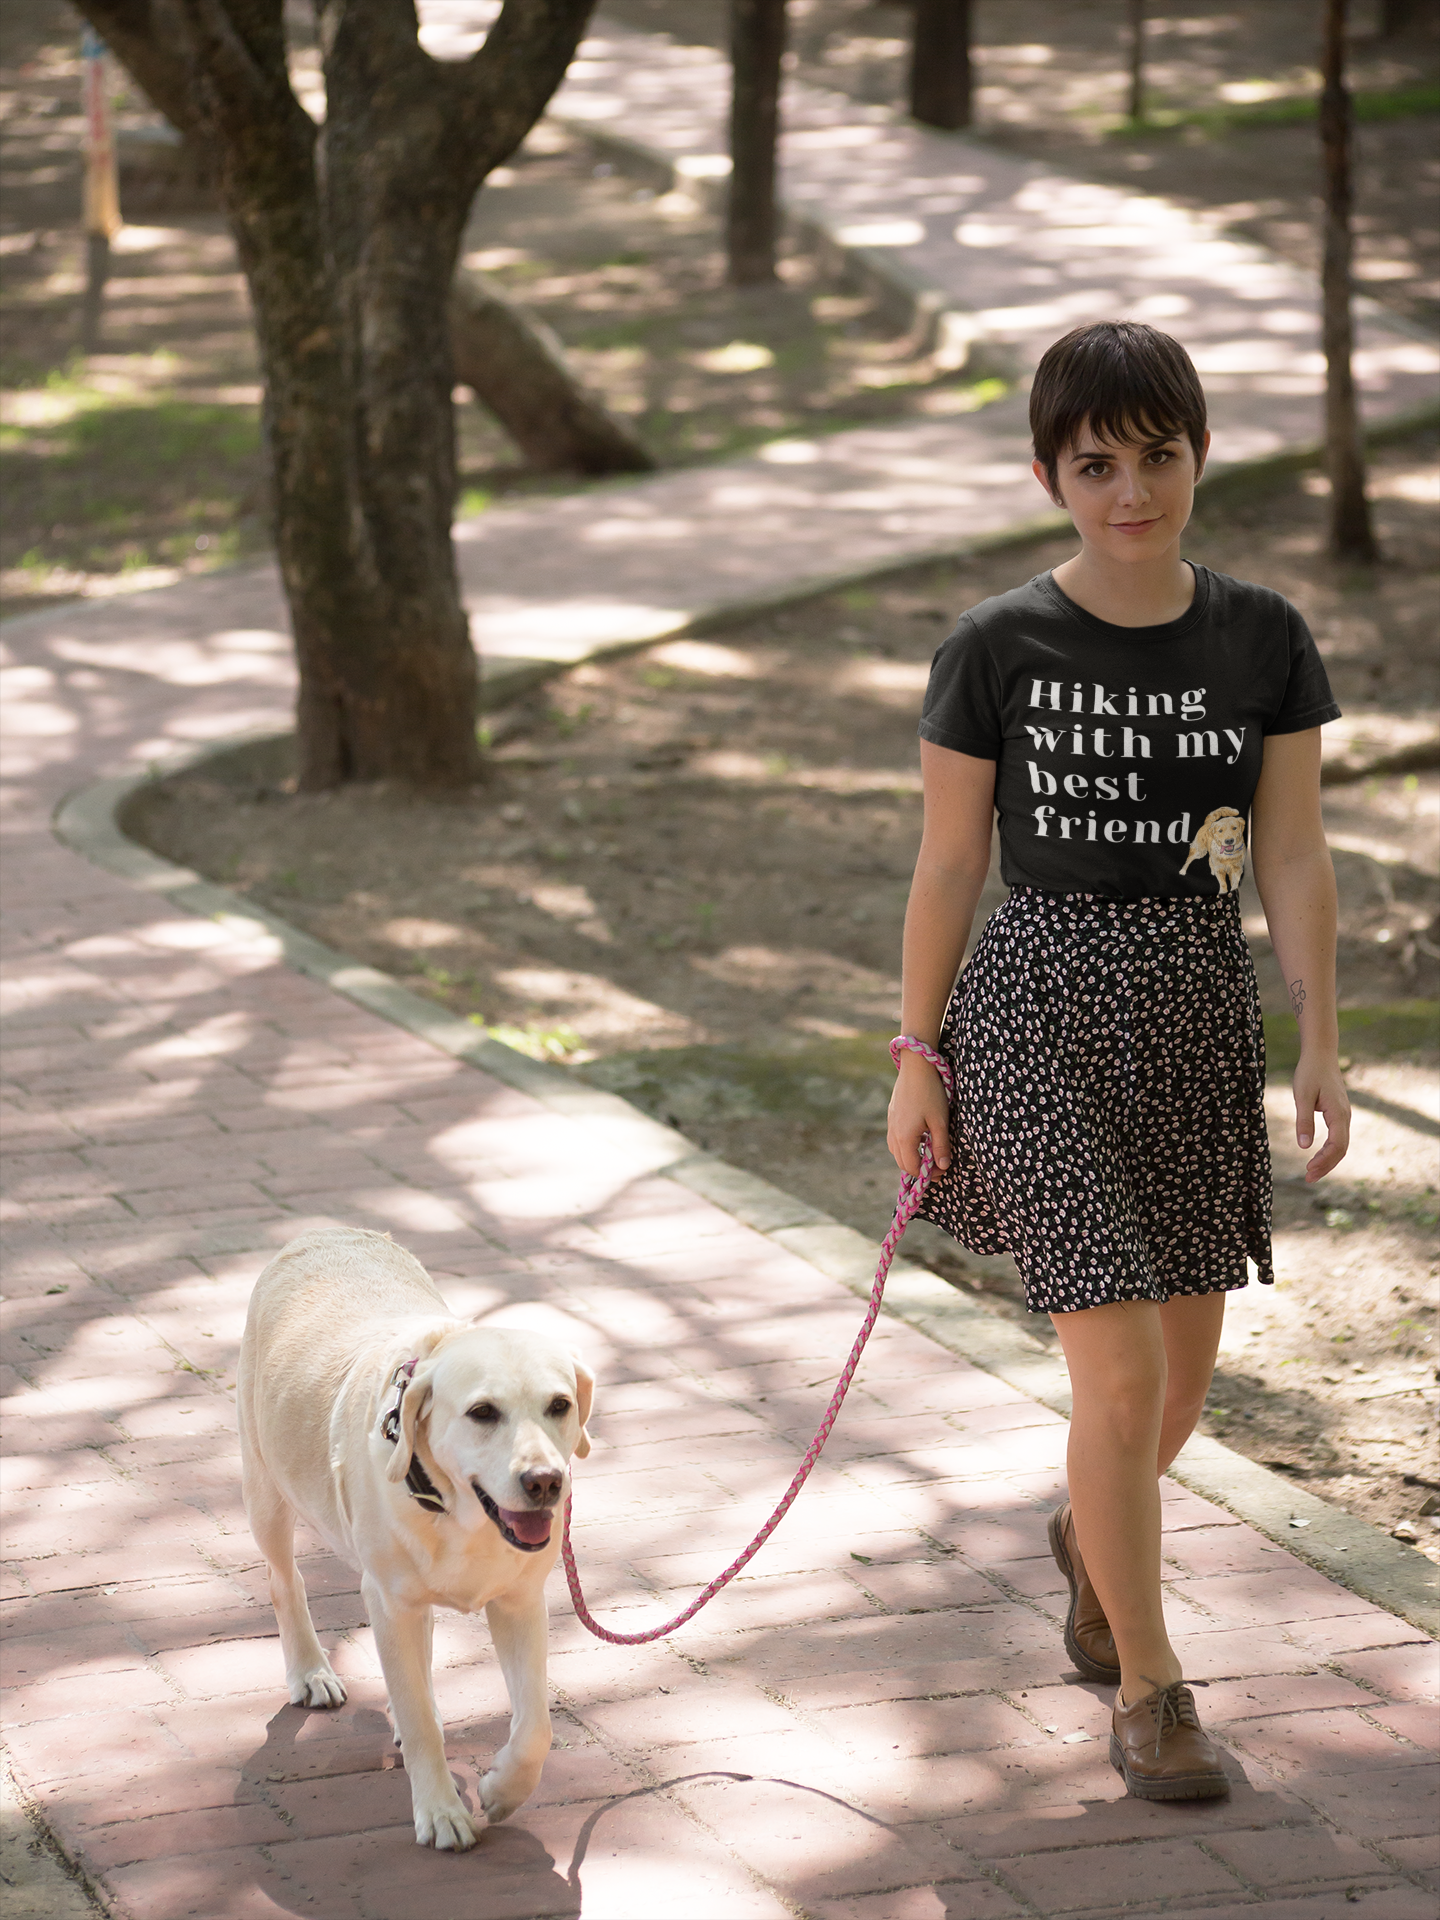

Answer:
[888,321,1350,1799]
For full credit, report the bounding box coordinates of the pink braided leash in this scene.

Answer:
[561,1033,955,1644]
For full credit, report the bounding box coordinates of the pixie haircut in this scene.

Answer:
[1030,321,1207,496]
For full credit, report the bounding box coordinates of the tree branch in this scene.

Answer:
[439,0,598,190]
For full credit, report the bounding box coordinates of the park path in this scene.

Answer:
[3,12,1439,1918]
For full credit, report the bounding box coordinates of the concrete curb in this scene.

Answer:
[54,762,1440,1639]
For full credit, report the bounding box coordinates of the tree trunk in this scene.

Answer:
[450,272,655,474]
[75,0,598,788]
[1319,0,1380,563]
[728,0,787,286]
[910,0,973,132]
[1127,0,1146,124]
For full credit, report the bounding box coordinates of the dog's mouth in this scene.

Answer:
[473,1483,554,1552]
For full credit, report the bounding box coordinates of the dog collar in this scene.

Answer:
[381,1359,447,1515]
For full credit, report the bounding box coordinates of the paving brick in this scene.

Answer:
[1334,1641,1440,1704]
[1202,1672,1384,1722]
[1155,1892,1437,1920]
[937,1760,1316,1858]
[1285,1613,1434,1659]
[810,1886,1026,1920]
[1167,1626,1318,1683]
[1000,1835,1243,1912]
[1381,1831,1440,1874]
[1227,1708,1431,1779]
[815,1695,1049,1762]
[1285,1763,1440,1839]
[673,1771,966,1900]
[104,1844,320,1920]
[1168,1567,1382,1629]
[1204,1821,1394,1891]
[1361,1702,1440,1753]
[577,1677,800,1751]
[1,1660,176,1726]
[75,1798,293,1870]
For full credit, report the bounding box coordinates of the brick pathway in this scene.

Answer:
[6,576,1438,1920]
[4,13,1439,1912]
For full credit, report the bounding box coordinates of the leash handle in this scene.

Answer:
[562,1035,955,1644]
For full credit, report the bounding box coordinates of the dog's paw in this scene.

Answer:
[289,1667,346,1710]
[477,1767,530,1826]
[414,1798,478,1851]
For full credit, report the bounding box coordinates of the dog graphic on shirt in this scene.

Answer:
[1180,807,1247,893]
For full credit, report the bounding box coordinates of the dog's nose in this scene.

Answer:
[520,1468,563,1507]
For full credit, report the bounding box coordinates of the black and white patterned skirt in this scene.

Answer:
[917,887,1273,1314]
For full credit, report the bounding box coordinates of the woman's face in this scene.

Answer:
[1034,422,1210,566]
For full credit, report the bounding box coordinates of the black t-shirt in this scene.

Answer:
[918,566,1339,898]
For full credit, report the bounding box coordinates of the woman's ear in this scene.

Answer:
[1032,456,1064,508]
[1194,428,1211,483]
[570,1355,595,1459]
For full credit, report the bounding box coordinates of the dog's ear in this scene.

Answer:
[384,1358,439,1485]
[570,1354,595,1459]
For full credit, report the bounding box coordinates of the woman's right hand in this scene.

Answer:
[886,1053,952,1179]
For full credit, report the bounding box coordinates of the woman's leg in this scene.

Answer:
[1156,1292,1227,1475]
[1050,1299,1179,1704]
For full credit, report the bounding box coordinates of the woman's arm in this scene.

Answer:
[1249,727,1351,1181]
[887,741,996,1177]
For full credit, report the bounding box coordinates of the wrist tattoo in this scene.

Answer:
[1288,977,1307,1020]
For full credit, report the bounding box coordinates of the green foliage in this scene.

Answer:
[0,390,263,578]
[1263,1000,1439,1078]
[1118,84,1440,140]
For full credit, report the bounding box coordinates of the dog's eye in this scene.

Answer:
[546,1396,572,1420]
[466,1403,501,1425]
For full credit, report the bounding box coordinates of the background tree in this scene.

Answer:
[1319,0,1380,561]
[75,0,597,790]
[450,273,655,476]
[728,0,788,284]
[909,0,973,132]
[1126,0,1146,125]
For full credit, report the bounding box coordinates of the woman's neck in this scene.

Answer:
[1052,551,1196,629]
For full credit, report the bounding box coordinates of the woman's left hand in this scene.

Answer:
[1295,1053,1351,1181]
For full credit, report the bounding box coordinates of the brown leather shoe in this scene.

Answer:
[1048,1502,1121,1683]
[1110,1681,1229,1801]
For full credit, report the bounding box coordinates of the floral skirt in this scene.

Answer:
[917,887,1273,1315]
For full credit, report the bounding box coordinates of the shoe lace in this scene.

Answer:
[1148,1681,1199,1761]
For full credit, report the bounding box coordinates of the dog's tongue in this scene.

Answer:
[499,1508,553,1546]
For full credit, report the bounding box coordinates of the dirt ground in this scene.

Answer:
[6,0,1439,1557]
[127,432,1440,1560]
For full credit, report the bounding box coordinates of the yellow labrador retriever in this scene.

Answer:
[237,1227,593,1851]
[1179,806,1247,893]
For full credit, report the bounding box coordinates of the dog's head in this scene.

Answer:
[1195,807,1245,859]
[384,1328,594,1552]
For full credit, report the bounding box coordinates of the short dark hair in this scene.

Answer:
[1030,321,1207,496]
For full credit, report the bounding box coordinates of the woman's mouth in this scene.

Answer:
[1109,518,1162,534]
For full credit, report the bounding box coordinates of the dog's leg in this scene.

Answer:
[480,1588,552,1824]
[364,1576,476,1851]
[242,1453,346,1710]
[386,1609,437,1750]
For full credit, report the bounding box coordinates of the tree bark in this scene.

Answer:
[450,272,655,474]
[910,0,972,132]
[74,0,598,788]
[1127,0,1146,124]
[727,0,787,285]
[1319,0,1380,563]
